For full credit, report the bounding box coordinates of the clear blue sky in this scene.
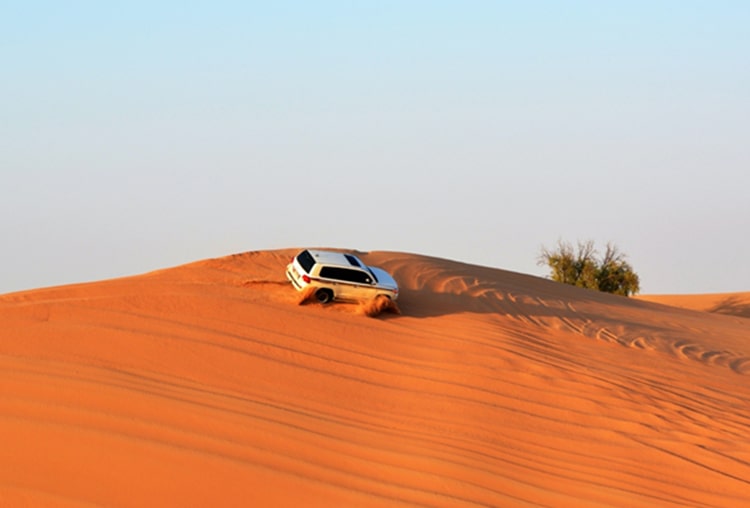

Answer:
[2,1,748,295]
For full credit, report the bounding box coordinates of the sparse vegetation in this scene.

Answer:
[538,240,640,296]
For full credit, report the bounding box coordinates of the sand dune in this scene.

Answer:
[1,249,749,507]
[637,292,750,319]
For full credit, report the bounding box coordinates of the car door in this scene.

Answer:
[318,266,374,301]
[317,266,343,296]
[338,268,373,300]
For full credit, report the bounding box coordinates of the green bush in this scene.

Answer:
[538,240,640,296]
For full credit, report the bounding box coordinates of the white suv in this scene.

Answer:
[286,249,399,304]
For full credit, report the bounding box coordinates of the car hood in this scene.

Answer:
[369,266,398,291]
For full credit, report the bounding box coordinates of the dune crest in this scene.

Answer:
[638,292,750,319]
[1,249,749,507]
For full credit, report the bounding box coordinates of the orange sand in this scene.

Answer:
[637,292,750,319]
[1,249,749,507]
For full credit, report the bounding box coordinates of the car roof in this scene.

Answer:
[305,249,365,269]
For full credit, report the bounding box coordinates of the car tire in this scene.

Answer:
[315,289,333,304]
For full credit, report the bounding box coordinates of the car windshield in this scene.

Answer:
[367,267,379,283]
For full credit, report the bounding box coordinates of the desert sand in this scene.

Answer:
[637,292,750,319]
[1,249,749,507]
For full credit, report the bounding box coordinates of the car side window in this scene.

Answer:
[319,267,346,281]
[319,267,372,284]
[349,270,372,284]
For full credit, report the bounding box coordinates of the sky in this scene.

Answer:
[2,1,748,295]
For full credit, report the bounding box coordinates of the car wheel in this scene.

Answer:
[315,289,333,304]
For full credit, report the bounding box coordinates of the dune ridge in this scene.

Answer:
[1,249,749,507]
[637,292,750,319]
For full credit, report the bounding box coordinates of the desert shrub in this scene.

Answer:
[538,240,640,296]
